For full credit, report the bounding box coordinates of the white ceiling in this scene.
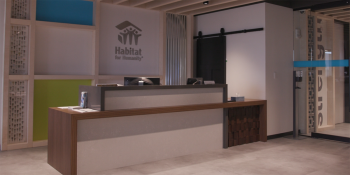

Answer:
[96,0,262,15]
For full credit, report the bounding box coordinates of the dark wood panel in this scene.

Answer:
[228,106,259,146]
[71,118,77,175]
[48,108,73,175]
[260,102,267,142]
[227,103,267,147]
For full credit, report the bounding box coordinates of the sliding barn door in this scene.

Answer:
[196,36,226,84]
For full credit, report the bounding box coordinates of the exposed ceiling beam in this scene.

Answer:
[141,0,182,9]
[120,0,154,7]
[335,14,350,18]
[100,0,111,3]
[322,9,350,15]
[336,14,350,19]
[154,0,205,12]
[169,0,238,14]
[185,0,262,15]
[315,5,350,13]
[112,0,128,4]
[339,17,350,21]
[328,12,350,17]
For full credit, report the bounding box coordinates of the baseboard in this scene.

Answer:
[311,133,350,143]
[267,130,303,140]
[33,140,48,147]
[7,142,29,150]
[267,131,293,140]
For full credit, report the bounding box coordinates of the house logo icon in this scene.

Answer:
[116,21,142,45]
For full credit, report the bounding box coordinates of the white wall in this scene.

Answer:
[0,0,6,149]
[195,3,266,100]
[194,3,294,136]
[35,26,94,75]
[265,3,293,135]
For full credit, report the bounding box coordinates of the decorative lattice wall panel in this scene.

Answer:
[11,0,30,20]
[8,80,27,144]
[228,106,260,147]
[307,15,315,132]
[10,25,28,75]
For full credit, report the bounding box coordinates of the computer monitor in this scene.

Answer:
[124,77,160,86]
[187,78,203,85]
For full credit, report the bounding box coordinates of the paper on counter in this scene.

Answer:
[72,108,99,113]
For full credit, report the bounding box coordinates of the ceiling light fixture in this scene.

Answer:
[203,1,209,5]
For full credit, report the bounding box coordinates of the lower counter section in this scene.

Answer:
[48,99,266,175]
[228,106,263,147]
[76,109,223,175]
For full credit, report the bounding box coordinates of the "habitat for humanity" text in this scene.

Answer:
[115,47,143,61]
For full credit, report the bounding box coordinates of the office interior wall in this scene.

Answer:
[0,0,6,149]
[195,3,294,136]
[35,26,94,75]
[335,22,345,124]
[265,3,294,135]
[195,3,266,100]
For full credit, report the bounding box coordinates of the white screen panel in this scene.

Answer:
[77,109,223,175]
[99,4,160,75]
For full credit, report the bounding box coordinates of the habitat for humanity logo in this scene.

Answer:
[115,21,143,61]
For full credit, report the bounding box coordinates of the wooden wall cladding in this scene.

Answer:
[228,106,261,147]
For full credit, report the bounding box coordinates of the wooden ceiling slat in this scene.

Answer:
[119,0,154,7]
[315,5,350,13]
[336,14,350,19]
[169,0,238,14]
[154,0,205,12]
[331,13,350,18]
[142,0,182,9]
[112,0,129,4]
[323,9,350,15]
[327,12,350,17]
[185,0,261,15]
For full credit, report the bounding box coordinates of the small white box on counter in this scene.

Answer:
[231,96,245,102]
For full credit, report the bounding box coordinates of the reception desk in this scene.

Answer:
[48,85,266,175]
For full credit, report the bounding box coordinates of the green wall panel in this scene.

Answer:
[33,80,92,141]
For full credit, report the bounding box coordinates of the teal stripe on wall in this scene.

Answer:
[294,60,349,67]
[36,0,93,26]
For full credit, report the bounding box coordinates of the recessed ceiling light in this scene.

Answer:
[203,1,209,5]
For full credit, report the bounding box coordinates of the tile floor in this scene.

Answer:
[318,123,350,138]
[0,137,349,175]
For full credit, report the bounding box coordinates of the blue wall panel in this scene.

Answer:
[294,60,349,67]
[36,0,93,26]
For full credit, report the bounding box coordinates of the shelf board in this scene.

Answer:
[34,75,95,80]
[10,18,32,25]
[36,21,96,31]
[9,75,30,80]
